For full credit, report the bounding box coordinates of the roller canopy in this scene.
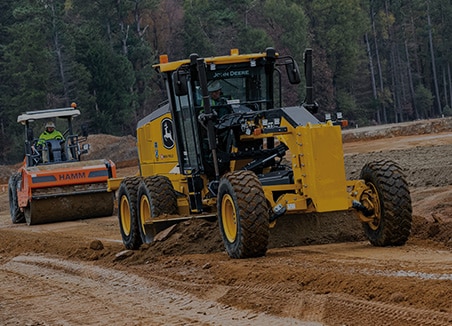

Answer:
[17,108,80,124]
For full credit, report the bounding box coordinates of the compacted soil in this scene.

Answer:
[0,119,451,326]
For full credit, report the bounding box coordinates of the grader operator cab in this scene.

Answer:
[8,104,117,225]
[109,48,412,258]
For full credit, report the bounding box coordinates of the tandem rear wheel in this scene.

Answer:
[137,175,178,244]
[117,177,142,249]
[117,175,178,249]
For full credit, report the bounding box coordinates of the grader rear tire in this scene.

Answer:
[118,177,142,249]
[217,170,269,259]
[137,175,178,244]
[359,160,412,246]
[8,173,25,224]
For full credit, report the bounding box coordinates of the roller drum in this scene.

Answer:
[25,191,114,225]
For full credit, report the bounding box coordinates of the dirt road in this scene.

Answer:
[1,123,451,325]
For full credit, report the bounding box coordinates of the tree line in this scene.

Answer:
[1,0,450,164]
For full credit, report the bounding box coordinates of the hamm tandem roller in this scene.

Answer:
[8,103,116,225]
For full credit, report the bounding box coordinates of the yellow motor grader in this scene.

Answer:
[108,48,412,258]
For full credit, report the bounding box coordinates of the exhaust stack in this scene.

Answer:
[303,49,318,114]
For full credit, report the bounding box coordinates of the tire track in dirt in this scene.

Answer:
[110,243,452,326]
[322,294,452,326]
[0,255,320,326]
[219,283,452,326]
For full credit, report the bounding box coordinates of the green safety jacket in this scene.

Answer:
[200,97,229,117]
[37,130,65,146]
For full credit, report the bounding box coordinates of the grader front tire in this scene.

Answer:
[217,170,269,259]
[359,160,412,246]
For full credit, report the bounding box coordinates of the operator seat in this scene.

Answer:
[46,139,65,162]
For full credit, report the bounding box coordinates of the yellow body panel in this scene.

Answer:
[298,123,349,212]
[137,112,179,176]
[277,121,349,213]
[107,111,180,192]
[107,177,123,192]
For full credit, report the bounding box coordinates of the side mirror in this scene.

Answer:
[173,71,188,96]
[285,59,301,84]
[79,143,90,155]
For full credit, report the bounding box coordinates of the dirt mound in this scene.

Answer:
[113,213,452,265]
[116,211,367,263]
[411,214,452,248]
[123,220,224,264]
[0,163,21,185]
[83,134,138,166]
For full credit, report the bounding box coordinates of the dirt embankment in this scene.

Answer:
[342,117,452,142]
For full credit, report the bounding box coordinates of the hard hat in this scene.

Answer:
[45,121,55,128]
[208,80,222,92]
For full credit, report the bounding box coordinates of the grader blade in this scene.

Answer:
[268,212,365,248]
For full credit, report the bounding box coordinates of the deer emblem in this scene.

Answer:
[162,118,175,149]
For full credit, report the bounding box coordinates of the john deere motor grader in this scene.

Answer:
[108,48,412,258]
[8,103,117,225]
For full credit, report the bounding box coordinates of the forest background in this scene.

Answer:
[1,0,451,164]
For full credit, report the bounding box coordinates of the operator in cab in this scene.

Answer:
[207,80,230,117]
[37,121,65,163]
[208,81,226,105]
[37,121,64,145]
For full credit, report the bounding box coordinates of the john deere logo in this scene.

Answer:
[162,118,175,149]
